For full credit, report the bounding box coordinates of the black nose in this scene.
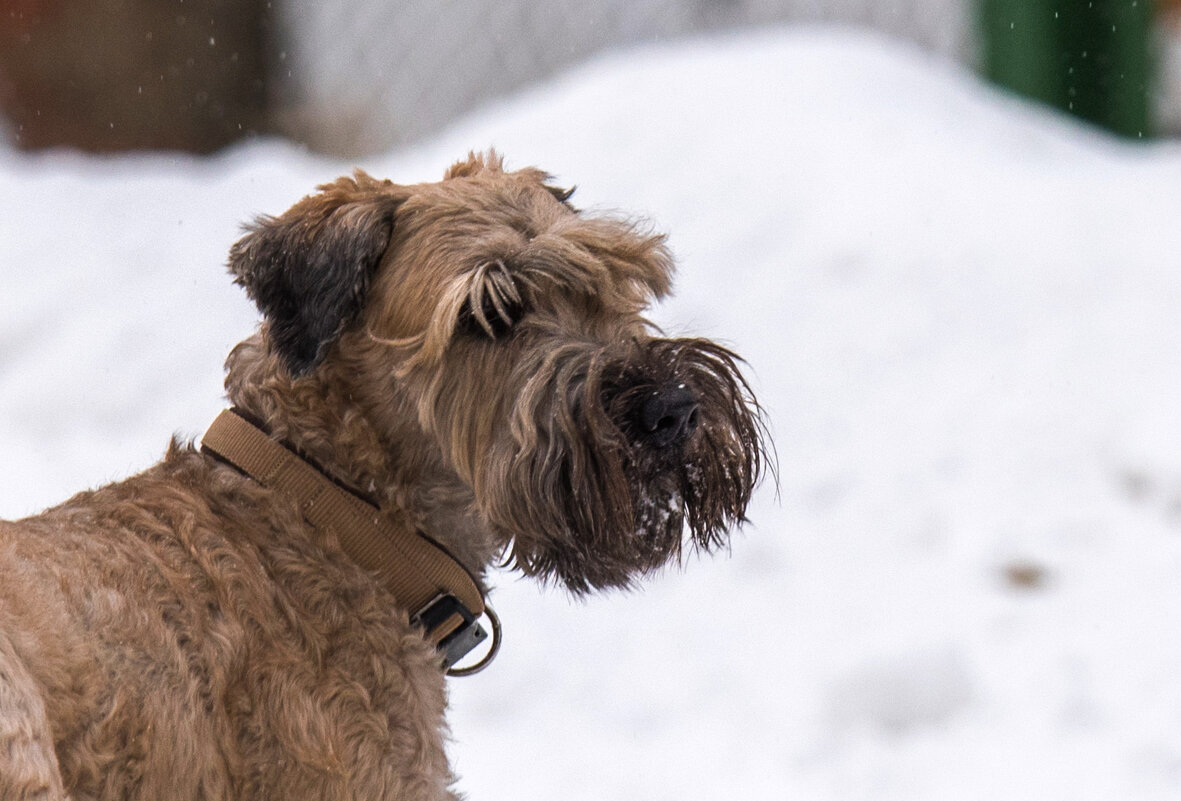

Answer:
[637,384,700,448]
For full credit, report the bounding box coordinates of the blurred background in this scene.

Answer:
[4,3,1181,800]
[2,0,1180,154]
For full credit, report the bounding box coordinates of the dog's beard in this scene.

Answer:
[487,338,768,594]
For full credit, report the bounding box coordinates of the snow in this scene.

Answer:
[4,24,1181,800]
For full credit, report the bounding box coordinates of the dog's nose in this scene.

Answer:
[637,384,700,448]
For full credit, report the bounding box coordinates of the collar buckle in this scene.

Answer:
[414,593,502,676]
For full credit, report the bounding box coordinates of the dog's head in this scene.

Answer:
[229,152,769,593]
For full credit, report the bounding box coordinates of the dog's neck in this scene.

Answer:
[222,333,499,583]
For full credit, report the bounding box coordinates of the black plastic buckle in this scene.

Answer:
[414,594,489,672]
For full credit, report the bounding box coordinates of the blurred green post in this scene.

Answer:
[978,0,1156,138]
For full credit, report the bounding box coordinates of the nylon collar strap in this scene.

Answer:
[200,408,497,675]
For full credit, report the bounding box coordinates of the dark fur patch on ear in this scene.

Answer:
[229,173,400,376]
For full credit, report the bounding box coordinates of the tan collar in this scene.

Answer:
[200,409,499,675]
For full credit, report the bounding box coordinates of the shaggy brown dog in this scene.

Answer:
[0,152,767,800]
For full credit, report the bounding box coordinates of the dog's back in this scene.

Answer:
[0,445,456,800]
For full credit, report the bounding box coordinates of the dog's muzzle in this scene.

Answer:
[635,383,700,448]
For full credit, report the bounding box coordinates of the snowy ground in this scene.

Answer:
[4,25,1181,801]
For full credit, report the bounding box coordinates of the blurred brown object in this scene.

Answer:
[0,0,272,153]
[1002,560,1050,592]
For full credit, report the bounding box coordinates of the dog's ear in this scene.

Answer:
[229,171,403,377]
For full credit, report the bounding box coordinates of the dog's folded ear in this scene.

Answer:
[229,171,403,377]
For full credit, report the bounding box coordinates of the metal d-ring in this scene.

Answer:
[446,603,502,677]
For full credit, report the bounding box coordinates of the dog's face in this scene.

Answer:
[230,153,767,593]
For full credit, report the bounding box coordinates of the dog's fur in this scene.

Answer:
[0,153,767,800]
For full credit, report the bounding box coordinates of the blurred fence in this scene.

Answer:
[275,0,975,155]
[4,0,1177,155]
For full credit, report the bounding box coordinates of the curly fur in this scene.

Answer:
[0,152,769,800]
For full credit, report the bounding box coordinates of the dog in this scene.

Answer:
[0,152,768,800]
